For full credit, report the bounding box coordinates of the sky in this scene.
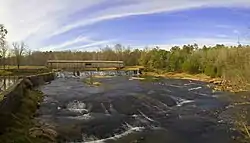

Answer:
[0,0,250,51]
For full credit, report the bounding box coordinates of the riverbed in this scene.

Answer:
[37,73,238,143]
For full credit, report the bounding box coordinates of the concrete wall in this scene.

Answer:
[0,72,55,134]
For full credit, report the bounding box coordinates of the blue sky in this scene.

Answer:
[1,0,250,51]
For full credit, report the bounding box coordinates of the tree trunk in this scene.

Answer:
[3,58,5,70]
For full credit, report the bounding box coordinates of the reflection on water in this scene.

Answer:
[0,76,19,91]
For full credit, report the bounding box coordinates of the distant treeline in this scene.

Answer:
[2,43,250,89]
[139,44,250,90]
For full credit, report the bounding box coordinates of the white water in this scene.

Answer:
[184,83,196,86]
[170,96,194,107]
[177,100,194,107]
[101,103,109,114]
[66,113,92,120]
[109,104,118,114]
[82,127,145,143]
[138,110,155,122]
[67,100,88,113]
[188,86,202,91]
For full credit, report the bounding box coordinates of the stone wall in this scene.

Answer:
[0,72,55,134]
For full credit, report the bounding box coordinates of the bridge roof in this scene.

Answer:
[47,60,124,64]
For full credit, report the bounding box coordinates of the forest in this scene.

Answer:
[1,24,250,90]
[1,43,249,90]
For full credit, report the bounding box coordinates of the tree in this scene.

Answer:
[26,49,32,65]
[114,44,123,61]
[0,25,8,69]
[12,42,26,69]
[0,43,9,69]
[0,24,7,43]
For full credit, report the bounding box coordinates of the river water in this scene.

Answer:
[37,72,238,143]
[0,76,19,91]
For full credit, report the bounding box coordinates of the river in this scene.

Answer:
[0,76,19,91]
[37,72,238,143]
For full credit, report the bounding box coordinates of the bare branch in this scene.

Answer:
[12,41,27,69]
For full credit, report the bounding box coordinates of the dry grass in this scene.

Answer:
[0,70,13,76]
[143,72,217,82]
[122,66,144,71]
[4,66,47,69]
[83,78,101,86]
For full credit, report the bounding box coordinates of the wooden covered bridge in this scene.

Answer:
[47,60,125,71]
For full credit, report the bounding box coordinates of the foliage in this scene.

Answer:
[138,44,250,89]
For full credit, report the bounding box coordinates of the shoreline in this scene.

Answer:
[142,72,246,93]
[143,72,220,83]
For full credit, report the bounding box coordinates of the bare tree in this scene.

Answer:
[27,49,32,65]
[0,24,8,69]
[0,44,9,69]
[12,42,26,69]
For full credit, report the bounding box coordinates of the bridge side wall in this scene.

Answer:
[0,72,55,134]
[49,62,124,69]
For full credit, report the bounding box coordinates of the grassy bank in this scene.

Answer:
[143,71,214,82]
[0,66,50,76]
[0,90,56,143]
[2,66,46,69]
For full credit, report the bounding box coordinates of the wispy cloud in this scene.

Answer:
[132,37,250,51]
[49,0,250,38]
[1,0,250,51]
[0,0,104,49]
[168,37,250,47]
[215,24,233,29]
[233,30,240,34]
[64,40,114,51]
[216,34,229,38]
[39,36,93,51]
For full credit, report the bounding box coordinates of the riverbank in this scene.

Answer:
[142,72,247,93]
[0,66,50,76]
[0,90,56,143]
[143,72,214,82]
[0,72,56,142]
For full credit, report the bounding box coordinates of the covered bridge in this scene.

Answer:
[47,60,124,70]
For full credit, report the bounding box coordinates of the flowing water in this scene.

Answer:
[37,72,238,143]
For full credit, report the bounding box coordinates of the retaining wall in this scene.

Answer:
[0,72,55,134]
